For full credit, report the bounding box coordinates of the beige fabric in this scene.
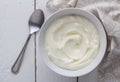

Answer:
[46,0,78,11]
[79,1,120,82]
[46,0,120,82]
[76,0,104,7]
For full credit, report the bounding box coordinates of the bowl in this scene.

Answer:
[39,8,107,77]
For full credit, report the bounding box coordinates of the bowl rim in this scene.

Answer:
[39,8,107,77]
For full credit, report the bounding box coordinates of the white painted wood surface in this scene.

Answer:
[0,0,99,82]
[0,0,35,82]
[78,68,98,82]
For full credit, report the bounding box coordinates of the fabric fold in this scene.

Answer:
[81,2,120,82]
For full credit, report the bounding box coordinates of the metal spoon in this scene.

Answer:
[11,9,44,74]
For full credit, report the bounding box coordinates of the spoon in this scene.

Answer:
[11,9,44,74]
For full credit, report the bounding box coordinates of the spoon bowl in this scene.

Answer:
[29,10,44,34]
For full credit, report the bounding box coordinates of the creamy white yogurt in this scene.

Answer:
[45,15,100,71]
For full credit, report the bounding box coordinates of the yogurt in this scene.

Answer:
[45,15,100,71]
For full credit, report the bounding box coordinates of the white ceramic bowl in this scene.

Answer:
[39,8,107,77]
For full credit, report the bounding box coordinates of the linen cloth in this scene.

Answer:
[46,0,120,82]
[79,1,120,82]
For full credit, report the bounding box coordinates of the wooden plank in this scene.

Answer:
[0,0,35,82]
[78,68,98,82]
[36,0,76,82]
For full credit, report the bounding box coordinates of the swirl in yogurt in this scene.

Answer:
[45,15,100,71]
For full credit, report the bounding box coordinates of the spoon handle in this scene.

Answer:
[11,34,31,74]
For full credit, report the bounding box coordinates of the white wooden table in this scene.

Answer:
[0,0,98,82]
